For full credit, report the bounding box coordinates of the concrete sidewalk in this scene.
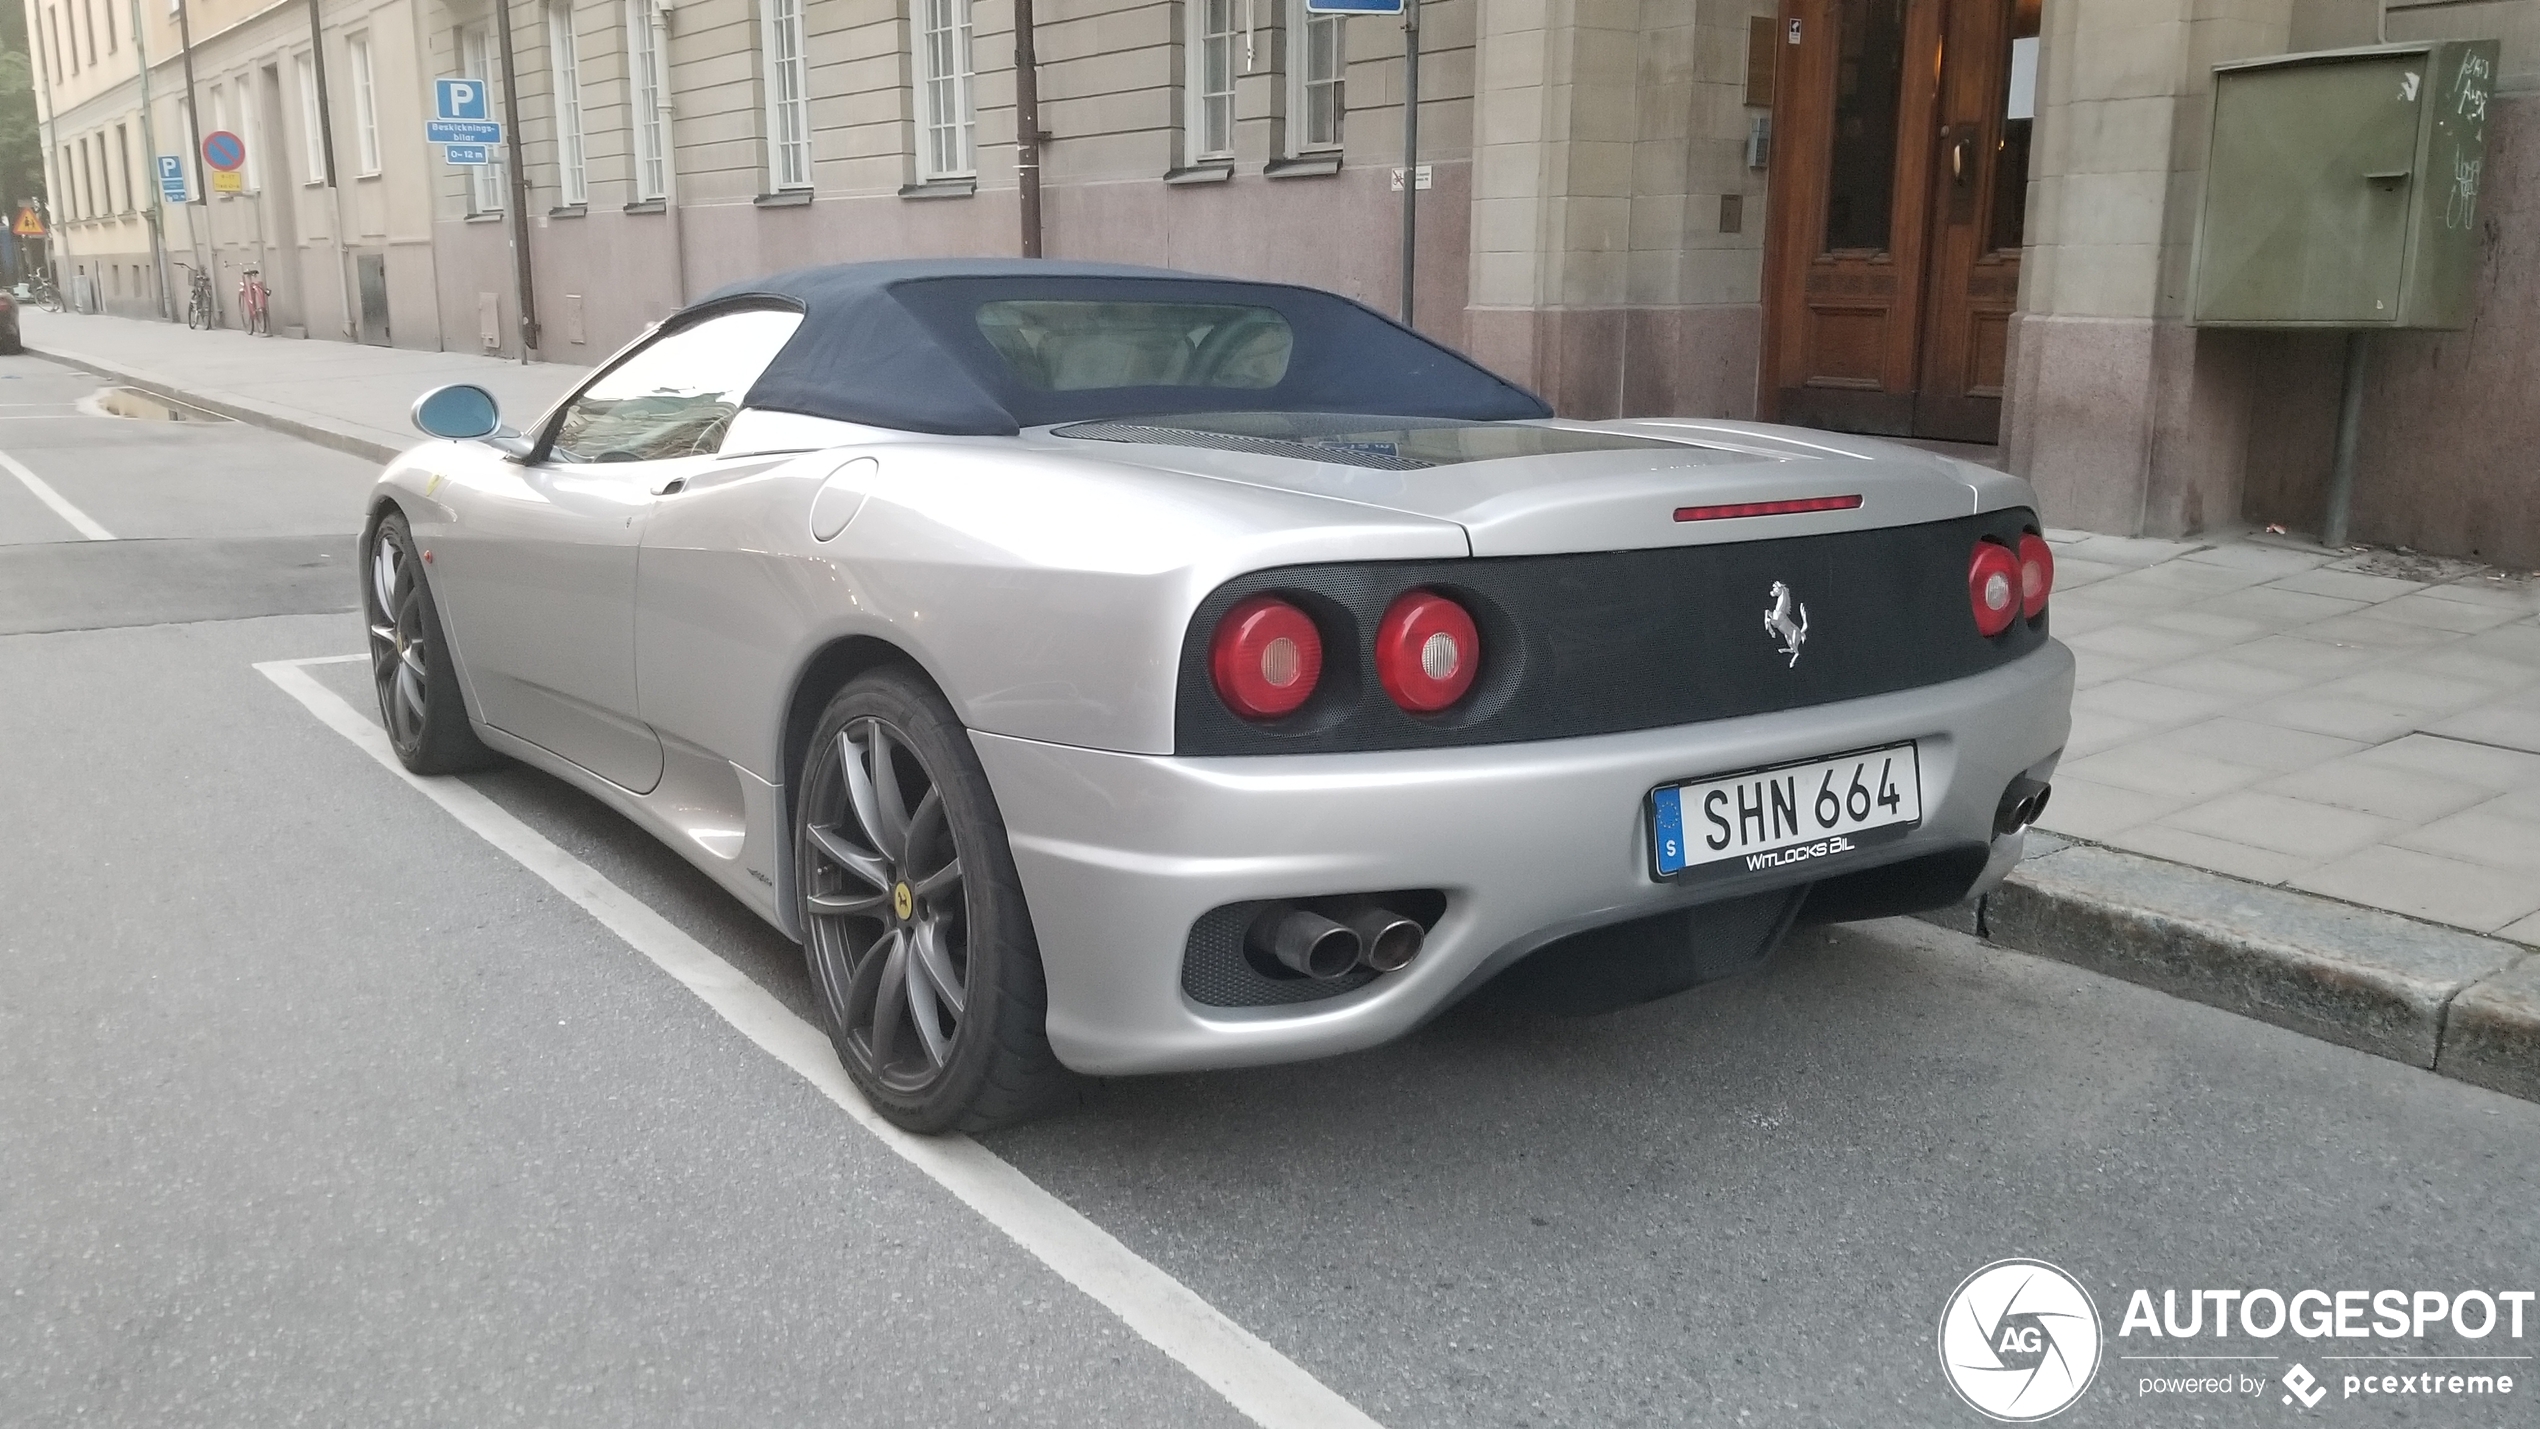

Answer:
[2044,531,2540,941]
[20,307,2540,1100]
[18,308,586,462]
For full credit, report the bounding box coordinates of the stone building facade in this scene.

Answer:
[27,0,448,342]
[24,0,2540,565]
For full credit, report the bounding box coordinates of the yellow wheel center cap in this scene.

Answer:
[892,882,914,920]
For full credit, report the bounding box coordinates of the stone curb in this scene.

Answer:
[1923,840,2539,1103]
[24,341,407,466]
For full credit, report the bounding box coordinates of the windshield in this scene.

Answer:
[974,300,1294,392]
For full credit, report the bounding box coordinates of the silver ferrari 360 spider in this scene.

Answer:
[367,259,2072,1131]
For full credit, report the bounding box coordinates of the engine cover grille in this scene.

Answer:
[1174,509,2048,756]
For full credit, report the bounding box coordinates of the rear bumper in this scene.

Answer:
[974,640,2073,1075]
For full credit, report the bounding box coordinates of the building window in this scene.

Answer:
[298,54,327,183]
[347,35,381,174]
[549,3,588,204]
[914,0,972,181]
[77,137,94,219]
[762,0,810,189]
[626,0,669,201]
[237,77,263,192]
[80,0,95,68]
[461,27,504,211]
[1288,0,1342,152]
[116,124,134,211]
[43,7,58,84]
[1184,0,1235,163]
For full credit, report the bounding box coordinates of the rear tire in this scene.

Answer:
[363,511,498,774]
[796,669,1070,1133]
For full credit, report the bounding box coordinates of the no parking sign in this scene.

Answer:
[202,130,245,193]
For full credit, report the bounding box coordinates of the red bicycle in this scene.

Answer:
[238,266,270,336]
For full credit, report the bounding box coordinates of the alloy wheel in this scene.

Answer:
[367,534,429,751]
[803,717,970,1092]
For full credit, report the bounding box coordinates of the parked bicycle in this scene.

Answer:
[180,262,217,330]
[238,266,270,336]
[26,268,64,314]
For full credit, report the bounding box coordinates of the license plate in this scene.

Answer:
[1649,742,1922,881]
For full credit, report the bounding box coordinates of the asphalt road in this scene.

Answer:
[2,350,2534,1428]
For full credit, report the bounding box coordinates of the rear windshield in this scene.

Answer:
[878,275,1553,429]
[975,300,1293,392]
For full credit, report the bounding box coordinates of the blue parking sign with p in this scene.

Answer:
[436,78,489,121]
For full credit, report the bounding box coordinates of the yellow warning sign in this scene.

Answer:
[11,208,43,237]
[211,170,244,194]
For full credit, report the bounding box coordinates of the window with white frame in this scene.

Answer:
[761,0,810,189]
[210,81,231,175]
[549,2,587,205]
[1288,0,1341,152]
[1184,0,1235,163]
[914,0,972,180]
[461,27,505,211]
[625,0,668,200]
[347,34,381,174]
[237,76,262,191]
[297,54,327,183]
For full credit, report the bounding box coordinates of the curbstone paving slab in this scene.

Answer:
[1924,842,2538,1100]
[27,345,408,465]
[2438,955,2540,1102]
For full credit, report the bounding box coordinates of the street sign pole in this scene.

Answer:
[1400,0,1419,328]
[173,0,214,316]
[491,0,541,361]
[126,0,175,321]
[306,0,364,343]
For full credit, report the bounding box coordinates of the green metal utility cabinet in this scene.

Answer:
[2190,40,2499,328]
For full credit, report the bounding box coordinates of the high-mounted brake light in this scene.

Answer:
[1968,540,2020,638]
[1210,595,1323,719]
[1673,494,1863,523]
[2017,532,2054,620]
[1375,589,1481,712]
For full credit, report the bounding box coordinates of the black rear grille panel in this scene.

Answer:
[1181,901,1379,1006]
[1175,509,2047,756]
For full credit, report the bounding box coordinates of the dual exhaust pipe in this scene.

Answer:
[1994,776,2054,838]
[1249,902,1427,982]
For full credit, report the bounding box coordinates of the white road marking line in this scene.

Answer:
[0,446,114,539]
[254,654,1385,1429]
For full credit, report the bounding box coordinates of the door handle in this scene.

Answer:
[1951,134,1972,184]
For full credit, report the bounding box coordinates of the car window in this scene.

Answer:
[549,307,804,463]
[973,300,1292,392]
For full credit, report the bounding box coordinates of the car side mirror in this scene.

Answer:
[412,384,500,438]
[411,383,535,458]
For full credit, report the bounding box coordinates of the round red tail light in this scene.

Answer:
[1210,595,1323,719]
[1968,540,2020,637]
[2017,532,2054,619]
[1374,589,1481,712]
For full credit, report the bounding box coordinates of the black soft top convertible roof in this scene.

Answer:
[699,258,1552,436]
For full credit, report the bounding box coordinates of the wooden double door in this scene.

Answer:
[1762,0,2040,444]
